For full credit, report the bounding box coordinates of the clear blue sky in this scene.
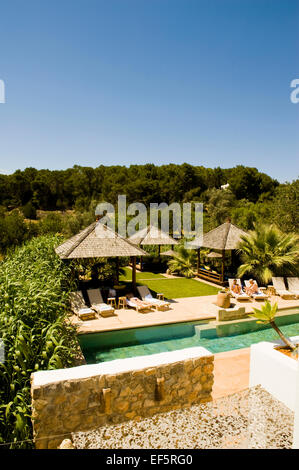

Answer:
[0,0,298,182]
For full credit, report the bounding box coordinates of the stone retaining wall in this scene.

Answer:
[31,347,214,449]
[216,306,246,321]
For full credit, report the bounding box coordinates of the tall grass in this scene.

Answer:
[0,235,78,448]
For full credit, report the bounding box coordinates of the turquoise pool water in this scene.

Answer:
[78,309,299,364]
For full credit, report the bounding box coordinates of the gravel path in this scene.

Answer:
[72,386,294,449]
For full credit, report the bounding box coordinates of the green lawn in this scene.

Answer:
[119,267,219,298]
[139,278,219,299]
[120,267,167,281]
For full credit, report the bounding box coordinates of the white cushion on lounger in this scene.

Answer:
[145,294,153,300]
[79,308,94,314]
[98,303,113,311]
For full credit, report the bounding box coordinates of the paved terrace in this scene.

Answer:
[73,295,299,335]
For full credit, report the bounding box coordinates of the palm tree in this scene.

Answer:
[237,224,299,284]
[168,245,196,278]
[250,301,297,352]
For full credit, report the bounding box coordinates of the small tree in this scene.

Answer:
[237,224,299,284]
[250,301,297,352]
[168,245,196,278]
[22,202,37,220]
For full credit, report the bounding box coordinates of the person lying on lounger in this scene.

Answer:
[245,279,259,296]
[126,293,149,309]
[231,279,242,295]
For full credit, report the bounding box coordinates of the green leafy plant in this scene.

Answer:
[237,224,299,284]
[72,257,125,284]
[250,300,297,352]
[168,244,196,278]
[0,235,78,448]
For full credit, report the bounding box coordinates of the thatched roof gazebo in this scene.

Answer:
[128,224,178,247]
[55,221,148,289]
[207,251,222,258]
[161,249,177,257]
[128,224,178,269]
[189,220,248,285]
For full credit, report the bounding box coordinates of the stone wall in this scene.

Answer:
[31,347,214,449]
[216,306,246,321]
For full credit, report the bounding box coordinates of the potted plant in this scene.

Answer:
[250,301,298,357]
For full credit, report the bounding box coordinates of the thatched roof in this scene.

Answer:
[161,249,177,257]
[55,222,148,259]
[189,222,247,250]
[207,251,222,258]
[128,225,179,246]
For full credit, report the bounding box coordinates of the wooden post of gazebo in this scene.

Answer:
[132,256,137,292]
[128,225,178,269]
[189,220,248,286]
[221,249,225,284]
[197,248,200,276]
[116,256,119,285]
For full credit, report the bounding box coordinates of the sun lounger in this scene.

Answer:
[126,295,152,313]
[244,280,268,300]
[287,278,299,298]
[137,285,170,310]
[87,289,115,317]
[272,277,296,299]
[228,279,250,301]
[70,291,96,320]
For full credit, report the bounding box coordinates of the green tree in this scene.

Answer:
[229,166,278,202]
[0,211,28,254]
[201,188,236,227]
[168,244,196,278]
[237,224,299,284]
[250,301,297,352]
[22,202,37,220]
[272,179,299,233]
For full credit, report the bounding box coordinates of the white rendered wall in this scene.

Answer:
[293,352,299,448]
[250,336,299,411]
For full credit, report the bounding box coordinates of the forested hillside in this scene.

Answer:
[0,164,298,255]
[0,164,278,209]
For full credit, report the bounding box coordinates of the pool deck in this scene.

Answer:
[212,348,250,399]
[73,295,299,335]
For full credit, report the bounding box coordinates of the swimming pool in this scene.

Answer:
[78,309,299,364]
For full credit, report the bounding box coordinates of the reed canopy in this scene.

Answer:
[207,251,222,258]
[55,221,147,288]
[128,224,178,269]
[189,221,248,285]
[161,249,177,257]
[128,224,178,247]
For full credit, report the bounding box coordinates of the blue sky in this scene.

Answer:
[0,0,298,182]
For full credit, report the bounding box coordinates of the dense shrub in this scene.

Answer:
[0,236,78,448]
[22,202,37,220]
[0,211,29,254]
